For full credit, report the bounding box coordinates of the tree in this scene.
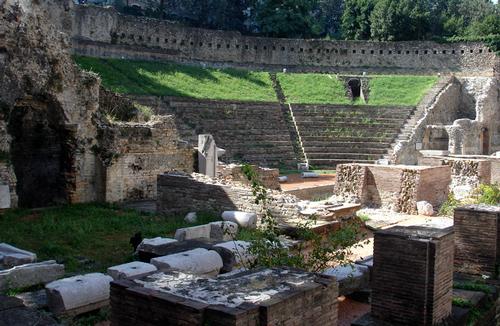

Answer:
[341,0,375,40]
[467,13,500,36]
[315,0,344,38]
[250,0,321,38]
[370,0,431,41]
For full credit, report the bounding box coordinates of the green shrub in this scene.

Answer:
[475,183,500,205]
[438,193,461,216]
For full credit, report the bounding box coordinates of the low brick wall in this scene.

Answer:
[110,269,338,326]
[157,172,300,220]
[454,204,500,276]
[371,226,454,325]
[217,164,280,190]
[334,164,451,214]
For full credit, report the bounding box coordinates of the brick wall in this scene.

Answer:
[334,164,451,213]
[454,204,500,276]
[110,269,338,326]
[371,226,454,325]
[71,5,498,75]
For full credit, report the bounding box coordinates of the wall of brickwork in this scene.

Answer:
[454,204,500,277]
[334,164,451,213]
[217,164,281,190]
[110,269,338,326]
[371,226,454,325]
[157,172,300,221]
[71,5,498,74]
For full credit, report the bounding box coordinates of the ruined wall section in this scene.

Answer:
[71,5,498,74]
[97,117,194,202]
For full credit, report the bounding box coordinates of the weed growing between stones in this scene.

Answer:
[439,183,500,216]
[238,164,366,272]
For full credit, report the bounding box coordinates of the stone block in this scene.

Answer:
[45,273,113,316]
[184,212,197,223]
[150,248,223,276]
[137,239,219,263]
[0,243,37,268]
[221,211,257,229]
[136,237,178,256]
[417,201,434,216]
[209,221,238,241]
[0,185,10,209]
[322,264,370,296]
[213,241,254,267]
[174,224,212,241]
[107,261,157,280]
[0,261,64,292]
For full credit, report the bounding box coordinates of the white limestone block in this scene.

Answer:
[0,243,37,268]
[221,211,257,229]
[323,264,370,295]
[209,221,238,241]
[107,261,157,280]
[301,172,319,178]
[184,212,198,223]
[0,261,64,292]
[0,185,11,209]
[174,224,212,241]
[45,273,113,315]
[136,237,178,255]
[417,201,434,216]
[150,248,223,276]
[278,176,288,182]
[213,241,254,266]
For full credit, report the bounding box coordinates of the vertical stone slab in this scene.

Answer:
[454,204,500,276]
[371,226,454,325]
[198,134,217,178]
[0,185,11,209]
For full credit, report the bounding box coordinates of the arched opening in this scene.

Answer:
[422,126,449,151]
[481,127,490,155]
[8,96,74,208]
[347,79,361,99]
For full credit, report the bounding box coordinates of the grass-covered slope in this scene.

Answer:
[75,56,277,102]
[277,73,438,106]
[76,56,437,106]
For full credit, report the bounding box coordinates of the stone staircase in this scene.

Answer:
[291,105,416,168]
[134,96,297,168]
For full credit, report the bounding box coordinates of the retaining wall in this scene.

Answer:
[71,5,498,74]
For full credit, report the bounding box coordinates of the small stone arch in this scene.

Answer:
[347,78,361,99]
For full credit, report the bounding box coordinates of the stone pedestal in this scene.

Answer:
[198,134,217,178]
[454,204,500,276]
[371,226,454,325]
[110,268,338,326]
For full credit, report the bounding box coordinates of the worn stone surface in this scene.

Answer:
[0,295,57,326]
[209,221,238,241]
[45,273,113,315]
[0,261,64,292]
[221,211,257,229]
[371,226,454,325]
[213,241,254,267]
[150,248,224,276]
[110,268,338,326]
[0,243,37,269]
[323,264,370,296]
[137,239,219,263]
[416,201,434,216]
[174,224,212,241]
[107,261,158,280]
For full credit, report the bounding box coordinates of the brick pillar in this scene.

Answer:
[454,204,500,277]
[371,226,454,325]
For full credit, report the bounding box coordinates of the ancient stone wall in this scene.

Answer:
[157,172,300,221]
[217,164,281,190]
[71,5,498,74]
[334,164,451,213]
[98,117,194,202]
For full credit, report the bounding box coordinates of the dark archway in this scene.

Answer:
[422,126,449,151]
[481,127,490,155]
[8,96,74,208]
[347,79,361,99]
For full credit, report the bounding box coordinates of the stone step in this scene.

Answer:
[294,117,408,123]
[300,132,398,139]
[304,147,388,154]
[302,141,392,148]
[295,121,404,128]
[306,152,384,160]
[308,158,376,168]
[301,136,394,143]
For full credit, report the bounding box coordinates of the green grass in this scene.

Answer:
[277,73,437,106]
[75,56,277,102]
[368,75,438,106]
[0,203,219,276]
[277,73,350,104]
